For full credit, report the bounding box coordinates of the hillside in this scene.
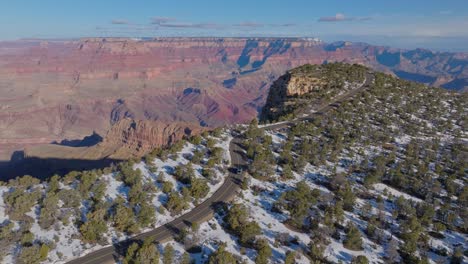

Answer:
[148,64,465,264]
[0,64,466,264]
[261,63,370,121]
[1,38,467,163]
[0,129,233,263]
[247,64,467,263]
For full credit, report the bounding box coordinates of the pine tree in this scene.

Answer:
[39,244,50,261]
[80,207,108,243]
[450,246,464,264]
[338,184,356,211]
[255,238,272,264]
[343,223,363,251]
[137,202,156,227]
[334,201,345,224]
[123,238,159,264]
[122,243,139,264]
[281,164,294,180]
[190,177,210,200]
[136,238,159,264]
[181,252,192,264]
[308,242,324,261]
[163,244,174,264]
[400,216,422,256]
[166,191,188,215]
[226,204,248,231]
[113,201,138,234]
[208,243,236,264]
[285,251,296,264]
[351,255,369,264]
[239,221,261,245]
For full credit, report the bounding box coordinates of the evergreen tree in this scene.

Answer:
[308,242,324,261]
[208,243,236,264]
[190,177,210,200]
[239,221,261,245]
[351,255,369,264]
[80,207,108,243]
[281,164,294,180]
[278,181,319,228]
[181,252,192,264]
[135,239,159,264]
[400,216,422,256]
[226,204,248,231]
[163,244,174,264]
[284,251,296,264]
[343,223,363,251]
[113,200,139,234]
[337,184,356,211]
[137,202,156,227]
[450,246,464,264]
[123,243,139,264]
[255,238,272,264]
[166,192,188,215]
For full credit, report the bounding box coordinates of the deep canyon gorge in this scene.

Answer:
[0,37,467,177]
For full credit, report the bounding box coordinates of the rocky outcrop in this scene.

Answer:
[102,118,203,159]
[0,38,467,161]
[261,63,369,121]
[0,119,203,179]
[24,119,203,161]
[271,72,326,97]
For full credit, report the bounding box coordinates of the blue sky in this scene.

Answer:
[1,0,467,51]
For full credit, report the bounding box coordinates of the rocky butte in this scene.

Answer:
[0,37,467,177]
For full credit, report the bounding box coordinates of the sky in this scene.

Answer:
[1,0,467,51]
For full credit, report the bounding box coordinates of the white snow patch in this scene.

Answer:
[372,183,423,203]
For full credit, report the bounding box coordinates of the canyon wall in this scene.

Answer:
[0,37,467,161]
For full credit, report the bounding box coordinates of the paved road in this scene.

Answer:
[67,74,372,264]
[67,137,247,264]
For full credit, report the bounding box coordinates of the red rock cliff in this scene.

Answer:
[0,38,466,160]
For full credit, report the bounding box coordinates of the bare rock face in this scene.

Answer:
[102,118,203,159]
[24,119,203,161]
[280,73,326,97]
[0,119,202,179]
[0,38,467,161]
[261,71,326,117]
[261,63,370,121]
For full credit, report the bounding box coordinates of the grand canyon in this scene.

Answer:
[1,37,467,177]
[2,1,468,263]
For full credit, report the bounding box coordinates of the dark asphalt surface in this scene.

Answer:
[67,137,246,264]
[67,74,372,264]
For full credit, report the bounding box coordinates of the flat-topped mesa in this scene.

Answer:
[260,63,369,122]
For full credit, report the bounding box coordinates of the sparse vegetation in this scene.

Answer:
[0,63,465,264]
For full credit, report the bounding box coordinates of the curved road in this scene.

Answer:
[68,137,247,264]
[67,73,372,264]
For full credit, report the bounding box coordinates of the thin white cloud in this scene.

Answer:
[158,22,221,29]
[111,19,129,25]
[233,22,264,28]
[319,13,349,22]
[318,13,372,22]
[151,17,176,25]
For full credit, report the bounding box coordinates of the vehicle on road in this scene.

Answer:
[229,167,243,174]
